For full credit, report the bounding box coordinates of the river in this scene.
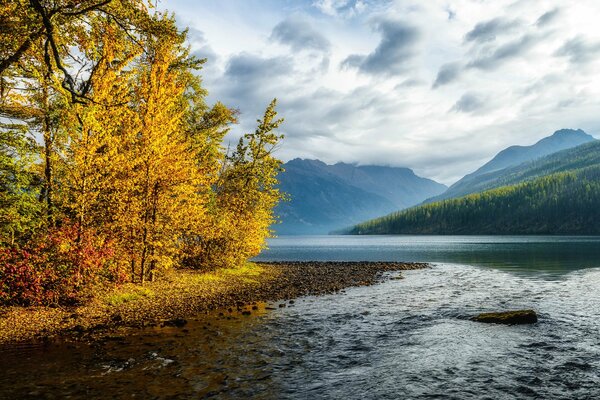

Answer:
[2,235,600,399]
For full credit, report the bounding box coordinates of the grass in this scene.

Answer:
[221,262,265,283]
[103,262,267,306]
[105,286,155,306]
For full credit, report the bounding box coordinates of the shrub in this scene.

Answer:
[0,224,121,306]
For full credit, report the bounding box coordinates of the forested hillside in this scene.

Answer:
[426,129,596,203]
[348,166,600,235]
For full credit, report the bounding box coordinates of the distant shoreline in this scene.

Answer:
[0,261,428,344]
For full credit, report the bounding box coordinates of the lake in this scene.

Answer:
[2,235,600,399]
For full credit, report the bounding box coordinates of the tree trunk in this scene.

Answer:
[40,80,54,226]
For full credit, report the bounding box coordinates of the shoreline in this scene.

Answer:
[0,261,428,345]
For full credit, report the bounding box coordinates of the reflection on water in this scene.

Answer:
[1,236,600,399]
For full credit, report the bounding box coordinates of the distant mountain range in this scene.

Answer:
[346,129,600,235]
[274,159,447,235]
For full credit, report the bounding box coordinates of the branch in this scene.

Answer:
[60,0,113,16]
[0,29,44,76]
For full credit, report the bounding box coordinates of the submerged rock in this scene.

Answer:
[471,310,538,325]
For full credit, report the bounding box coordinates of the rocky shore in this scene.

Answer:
[0,261,428,344]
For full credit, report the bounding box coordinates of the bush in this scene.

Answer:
[0,225,121,306]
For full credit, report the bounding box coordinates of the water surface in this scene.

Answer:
[2,235,600,399]
[256,235,600,275]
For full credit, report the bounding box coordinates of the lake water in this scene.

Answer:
[2,235,600,399]
[256,235,600,275]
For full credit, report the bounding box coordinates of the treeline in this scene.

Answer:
[0,1,283,305]
[348,166,600,235]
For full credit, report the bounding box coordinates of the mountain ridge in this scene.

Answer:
[425,128,596,204]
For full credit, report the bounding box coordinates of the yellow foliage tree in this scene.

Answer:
[187,100,285,269]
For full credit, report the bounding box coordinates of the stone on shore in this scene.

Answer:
[471,309,538,325]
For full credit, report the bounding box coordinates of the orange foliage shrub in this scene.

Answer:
[0,224,121,306]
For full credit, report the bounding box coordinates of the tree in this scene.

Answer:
[189,99,285,269]
[0,0,152,102]
[0,122,41,245]
[105,15,211,282]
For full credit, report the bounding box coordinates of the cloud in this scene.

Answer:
[225,53,292,79]
[271,16,331,53]
[555,36,600,64]
[184,26,207,44]
[341,18,420,75]
[467,34,538,70]
[432,62,462,88]
[464,17,522,44]
[396,78,425,88]
[451,92,486,114]
[313,0,368,17]
[535,8,560,27]
[219,53,294,115]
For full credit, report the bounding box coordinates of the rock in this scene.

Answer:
[164,318,188,328]
[111,314,123,322]
[471,310,538,325]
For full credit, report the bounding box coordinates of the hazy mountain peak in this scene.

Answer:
[550,128,590,138]
[275,159,446,234]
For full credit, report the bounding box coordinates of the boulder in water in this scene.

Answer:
[471,310,538,325]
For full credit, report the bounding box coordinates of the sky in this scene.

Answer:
[162,0,600,185]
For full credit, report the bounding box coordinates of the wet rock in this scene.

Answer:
[471,310,538,325]
[164,318,188,328]
[111,314,123,322]
[103,335,126,342]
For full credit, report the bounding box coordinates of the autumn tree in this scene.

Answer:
[102,15,213,282]
[188,100,285,269]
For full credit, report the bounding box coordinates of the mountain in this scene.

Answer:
[426,129,596,203]
[274,159,447,235]
[346,139,600,235]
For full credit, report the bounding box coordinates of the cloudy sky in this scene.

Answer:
[163,0,600,184]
